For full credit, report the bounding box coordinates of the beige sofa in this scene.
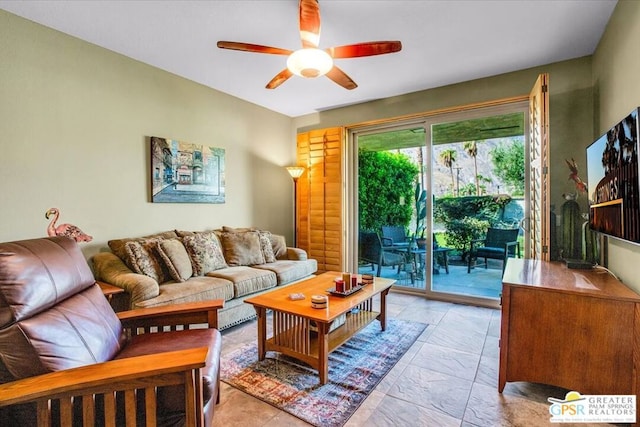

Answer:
[92,227,317,330]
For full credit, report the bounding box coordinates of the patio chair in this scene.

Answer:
[381,226,410,249]
[359,231,406,277]
[0,237,223,426]
[468,227,521,273]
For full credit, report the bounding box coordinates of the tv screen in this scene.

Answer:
[587,107,640,243]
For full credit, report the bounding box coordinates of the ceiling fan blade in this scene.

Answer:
[325,66,357,90]
[217,41,292,56]
[299,0,321,48]
[266,69,294,89]
[326,41,402,59]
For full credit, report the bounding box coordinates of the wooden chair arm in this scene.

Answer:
[0,347,208,407]
[118,300,224,332]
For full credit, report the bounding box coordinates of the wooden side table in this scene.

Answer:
[97,281,124,302]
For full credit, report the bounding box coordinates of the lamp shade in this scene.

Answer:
[286,48,333,78]
[286,166,305,180]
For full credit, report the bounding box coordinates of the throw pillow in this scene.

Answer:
[222,227,277,263]
[157,239,193,282]
[182,231,227,276]
[174,230,197,238]
[257,230,277,263]
[108,231,178,261]
[222,226,256,233]
[220,231,265,266]
[123,239,170,283]
[270,234,288,259]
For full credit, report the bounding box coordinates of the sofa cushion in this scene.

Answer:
[124,239,171,284]
[219,231,265,266]
[157,239,193,282]
[206,266,276,298]
[108,231,178,261]
[134,276,235,308]
[252,259,318,285]
[182,232,227,276]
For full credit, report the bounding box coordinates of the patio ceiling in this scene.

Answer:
[358,112,524,151]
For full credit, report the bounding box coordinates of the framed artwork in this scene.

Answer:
[150,136,225,203]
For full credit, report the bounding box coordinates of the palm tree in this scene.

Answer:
[463,140,479,195]
[439,149,457,195]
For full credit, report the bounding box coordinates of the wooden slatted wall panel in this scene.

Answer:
[527,73,550,260]
[296,134,311,251]
[296,127,343,273]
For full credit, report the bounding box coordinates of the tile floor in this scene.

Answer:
[212,292,614,426]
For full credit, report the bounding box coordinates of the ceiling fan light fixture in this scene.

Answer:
[287,48,333,78]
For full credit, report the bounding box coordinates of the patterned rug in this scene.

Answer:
[220,318,427,427]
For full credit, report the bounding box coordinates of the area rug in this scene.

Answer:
[220,318,427,427]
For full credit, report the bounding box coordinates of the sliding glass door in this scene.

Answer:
[428,107,527,301]
[355,123,428,291]
[349,100,529,305]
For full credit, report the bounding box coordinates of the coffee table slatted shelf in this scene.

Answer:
[266,309,381,366]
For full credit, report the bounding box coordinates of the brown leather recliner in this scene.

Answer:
[0,236,223,426]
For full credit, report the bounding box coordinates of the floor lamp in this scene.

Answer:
[286,166,305,247]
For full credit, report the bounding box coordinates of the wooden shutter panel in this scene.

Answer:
[296,127,343,272]
[527,73,550,260]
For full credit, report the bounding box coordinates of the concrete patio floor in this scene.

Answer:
[359,257,505,300]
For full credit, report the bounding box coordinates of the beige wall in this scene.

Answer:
[0,10,297,259]
[592,0,640,291]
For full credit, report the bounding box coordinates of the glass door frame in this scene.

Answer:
[345,99,529,308]
[348,120,428,290]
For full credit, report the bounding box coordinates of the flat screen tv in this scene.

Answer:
[587,107,640,244]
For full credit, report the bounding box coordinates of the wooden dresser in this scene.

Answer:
[499,258,640,395]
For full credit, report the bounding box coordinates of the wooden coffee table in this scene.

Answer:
[244,271,395,384]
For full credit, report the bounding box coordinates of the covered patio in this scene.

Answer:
[358,256,504,299]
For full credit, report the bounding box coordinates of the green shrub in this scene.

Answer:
[358,150,419,232]
[434,195,508,224]
[435,195,512,257]
[445,217,490,253]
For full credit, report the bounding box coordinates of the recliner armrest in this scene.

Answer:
[0,347,208,425]
[118,300,224,331]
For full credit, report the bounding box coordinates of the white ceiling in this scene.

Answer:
[0,0,617,118]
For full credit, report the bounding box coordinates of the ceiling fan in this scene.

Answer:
[217,0,402,90]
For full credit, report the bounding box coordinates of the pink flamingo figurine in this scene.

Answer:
[565,158,588,194]
[45,208,93,243]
